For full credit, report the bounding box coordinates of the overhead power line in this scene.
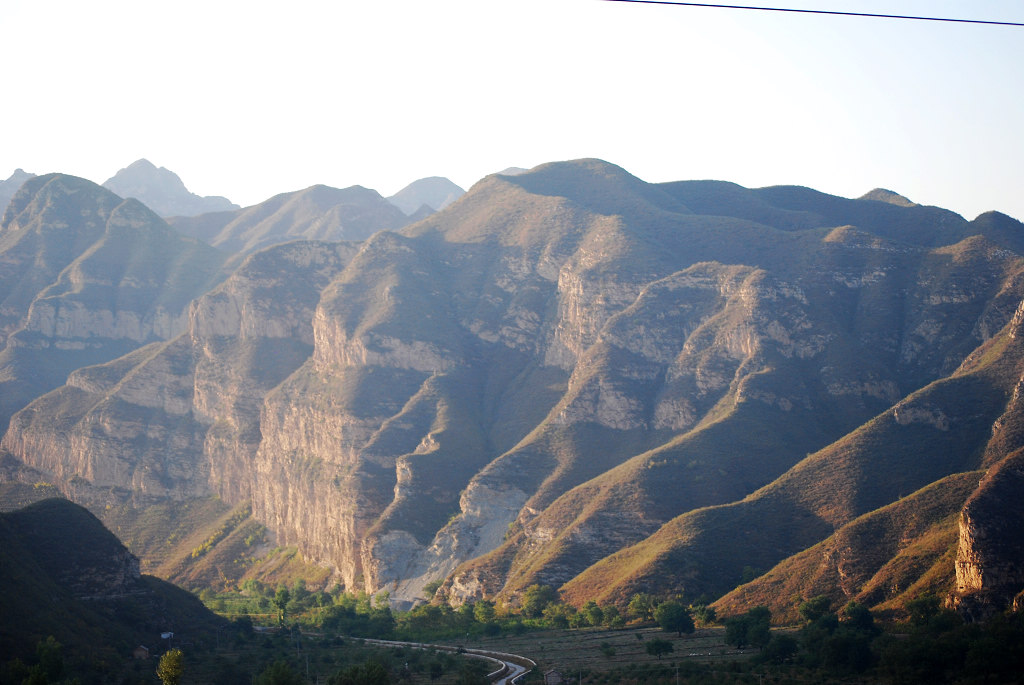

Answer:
[600,0,1024,27]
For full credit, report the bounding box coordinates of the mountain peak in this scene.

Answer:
[103,159,239,217]
[860,187,917,207]
[388,176,465,215]
[497,158,692,217]
[0,168,37,218]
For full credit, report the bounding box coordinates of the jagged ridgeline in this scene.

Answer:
[3,159,1024,617]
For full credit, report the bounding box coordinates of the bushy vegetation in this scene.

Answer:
[8,574,1024,684]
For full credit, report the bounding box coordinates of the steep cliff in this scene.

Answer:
[2,239,356,502]
[954,449,1024,618]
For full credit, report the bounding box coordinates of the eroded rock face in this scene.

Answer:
[955,449,1024,618]
[3,240,356,505]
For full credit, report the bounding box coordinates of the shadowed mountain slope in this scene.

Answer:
[0,498,223,665]
[711,471,980,624]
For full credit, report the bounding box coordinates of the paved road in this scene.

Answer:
[359,637,535,683]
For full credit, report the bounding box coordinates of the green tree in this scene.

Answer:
[654,601,694,636]
[156,648,184,685]
[473,599,496,624]
[582,600,604,627]
[841,601,877,634]
[456,600,475,626]
[602,605,625,628]
[905,593,941,627]
[692,604,716,627]
[454,659,489,685]
[521,584,558,618]
[291,578,310,604]
[764,634,799,664]
[628,593,656,621]
[645,638,674,659]
[798,595,831,623]
[542,602,573,629]
[258,660,305,685]
[35,636,64,682]
[274,586,291,625]
[724,606,771,648]
[329,658,390,685]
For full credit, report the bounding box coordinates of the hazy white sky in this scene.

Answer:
[2,0,1023,220]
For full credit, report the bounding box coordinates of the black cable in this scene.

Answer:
[600,0,1024,27]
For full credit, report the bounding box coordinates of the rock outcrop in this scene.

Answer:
[954,449,1024,618]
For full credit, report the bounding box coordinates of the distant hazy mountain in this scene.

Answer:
[0,169,36,214]
[168,184,410,261]
[387,176,465,215]
[103,159,239,217]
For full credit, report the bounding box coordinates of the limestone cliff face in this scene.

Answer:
[955,449,1024,616]
[3,240,356,504]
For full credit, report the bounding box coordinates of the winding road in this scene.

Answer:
[359,637,535,683]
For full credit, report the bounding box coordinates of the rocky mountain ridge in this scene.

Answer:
[0,168,35,213]
[167,183,413,267]
[2,158,1024,619]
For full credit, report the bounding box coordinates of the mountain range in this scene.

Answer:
[1,158,1022,621]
